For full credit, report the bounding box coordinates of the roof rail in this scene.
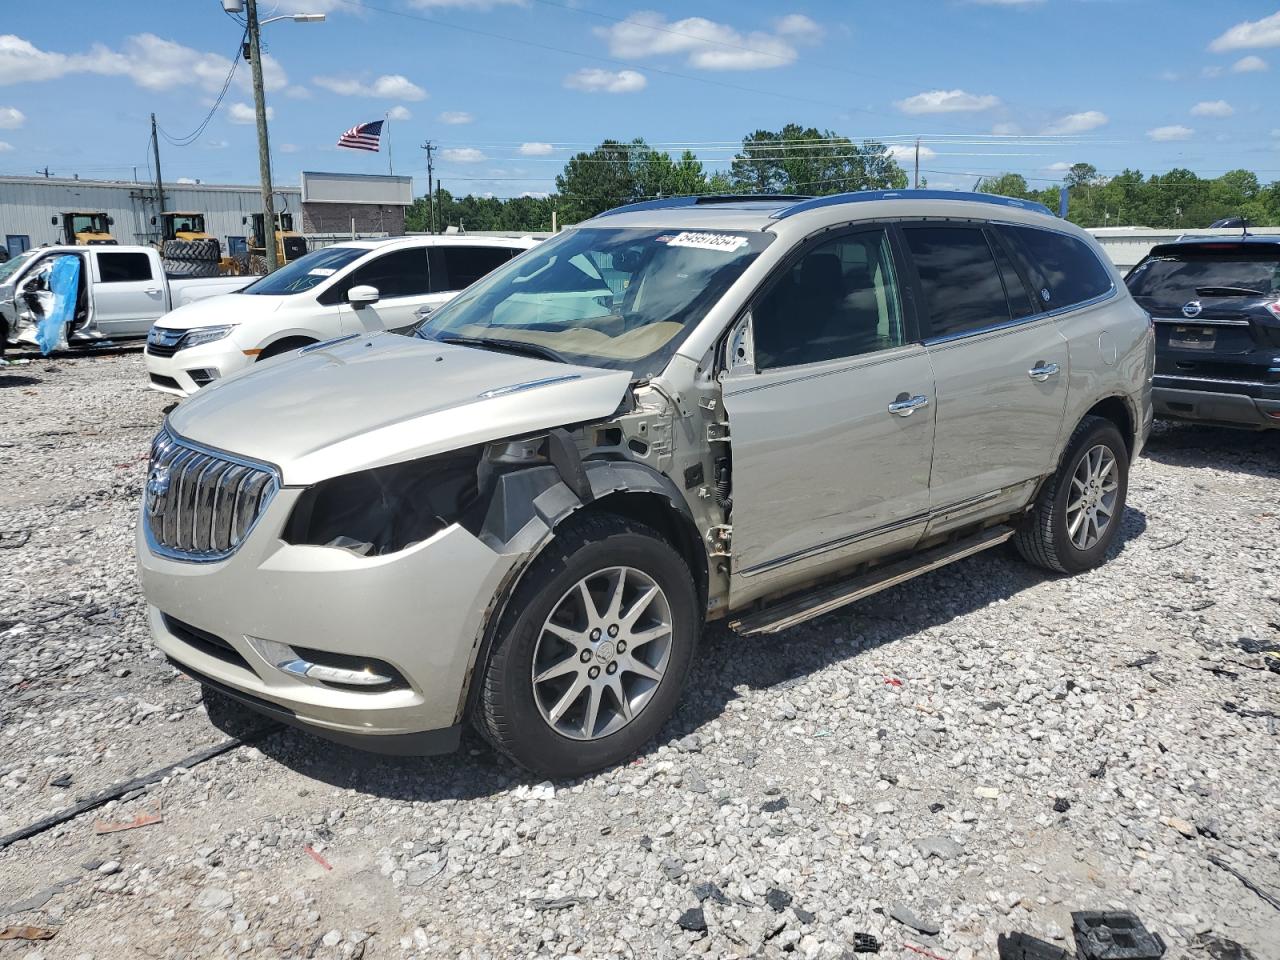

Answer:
[770,189,1055,220]
[592,193,813,218]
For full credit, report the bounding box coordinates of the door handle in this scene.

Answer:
[145,287,162,295]
[414,305,435,318]
[1028,362,1060,382]
[888,393,930,417]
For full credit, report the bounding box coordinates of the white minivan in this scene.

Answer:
[144,235,538,396]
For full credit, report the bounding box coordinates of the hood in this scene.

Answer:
[157,292,283,330]
[167,332,633,486]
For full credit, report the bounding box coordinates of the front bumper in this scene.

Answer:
[144,339,251,397]
[1153,382,1280,430]
[137,487,520,753]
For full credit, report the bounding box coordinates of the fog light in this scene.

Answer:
[188,368,220,387]
[279,659,393,687]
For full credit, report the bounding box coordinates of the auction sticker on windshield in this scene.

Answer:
[663,232,749,253]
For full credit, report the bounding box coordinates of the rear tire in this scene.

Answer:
[476,514,700,778]
[1015,415,1129,574]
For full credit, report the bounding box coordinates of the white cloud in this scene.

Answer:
[0,105,23,128]
[285,85,312,99]
[990,122,1021,135]
[1191,99,1234,117]
[773,14,824,43]
[278,143,300,153]
[205,139,228,150]
[312,73,427,100]
[1201,65,1223,78]
[1232,55,1268,72]
[564,67,647,93]
[1158,70,1180,82]
[1045,161,1073,172]
[228,102,272,124]
[387,105,412,121]
[519,141,555,156]
[1042,110,1108,135]
[438,110,473,124]
[0,32,287,93]
[519,190,550,199]
[896,89,1001,114]
[1209,11,1280,51]
[0,140,12,152]
[887,144,937,164]
[176,177,197,184]
[1148,124,1194,142]
[440,147,487,163]
[597,12,816,71]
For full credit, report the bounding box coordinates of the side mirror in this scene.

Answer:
[241,216,248,225]
[51,216,58,225]
[347,284,380,307]
[107,217,114,226]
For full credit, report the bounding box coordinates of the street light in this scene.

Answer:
[244,0,325,272]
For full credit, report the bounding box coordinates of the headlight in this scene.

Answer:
[283,448,482,556]
[178,325,234,350]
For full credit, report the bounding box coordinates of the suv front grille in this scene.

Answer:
[145,429,278,561]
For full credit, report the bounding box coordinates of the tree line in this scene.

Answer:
[404,125,1280,233]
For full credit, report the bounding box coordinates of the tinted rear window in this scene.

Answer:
[903,225,1011,338]
[1127,251,1280,308]
[1000,225,1113,309]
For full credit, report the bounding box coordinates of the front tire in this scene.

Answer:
[1015,415,1129,574]
[476,514,700,778]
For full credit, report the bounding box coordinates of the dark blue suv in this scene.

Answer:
[1126,236,1280,430]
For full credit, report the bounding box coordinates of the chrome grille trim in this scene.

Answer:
[144,428,280,563]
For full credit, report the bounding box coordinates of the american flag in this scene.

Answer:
[337,120,384,152]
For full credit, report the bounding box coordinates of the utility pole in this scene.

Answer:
[245,0,278,272]
[150,113,166,218]
[913,137,920,190]
[421,141,436,234]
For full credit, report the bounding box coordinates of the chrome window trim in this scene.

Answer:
[923,286,1118,348]
[144,427,282,565]
[1151,316,1251,328]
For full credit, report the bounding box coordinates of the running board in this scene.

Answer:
[729,525,1015,636]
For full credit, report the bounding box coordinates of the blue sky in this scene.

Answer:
[2,1,1278,198]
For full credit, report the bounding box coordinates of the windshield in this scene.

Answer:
[0,249,39,284]
[169,214,204,233]
[1127,251,1280,307]
[72,215,108,234]
[415,226,771,378]
[240,245,368,295]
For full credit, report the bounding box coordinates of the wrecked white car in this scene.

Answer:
[0,245,253,355]
[137,191,1153,777]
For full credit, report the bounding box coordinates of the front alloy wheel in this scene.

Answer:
[1064,444,1119,550]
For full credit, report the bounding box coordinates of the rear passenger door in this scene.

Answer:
[901,223,1069,532]
[721,226,936,606]
[425,244,515,317]
[93,250,166,337]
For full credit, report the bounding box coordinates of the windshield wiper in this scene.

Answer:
[1195,285,1264,297]
[434,334,569,365]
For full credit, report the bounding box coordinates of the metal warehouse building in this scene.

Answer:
[0,175,302,257]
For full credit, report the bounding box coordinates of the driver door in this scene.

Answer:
[337,246,434,335]
[720,226,937,607]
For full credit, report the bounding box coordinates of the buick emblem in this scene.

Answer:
[146,464,170,515]
[1182,300,1203,319]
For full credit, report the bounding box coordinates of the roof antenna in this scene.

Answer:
[1241,216,1250,238]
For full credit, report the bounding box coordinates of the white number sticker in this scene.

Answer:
[664,232,748,253]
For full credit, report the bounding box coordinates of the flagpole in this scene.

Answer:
[385,112,393,176]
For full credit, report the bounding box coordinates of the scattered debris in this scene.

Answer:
[884,677,904,687]
[1160,816,1197,839]
[903,944,951,960]
[1125,653,1159,668]
[997,931,1070,960]
[974,786,1000,800]
[94,808,163,834]
[915,835,965,860]
[512,781,555,801]
[530,896,578,912]
[1089,758,1109,779]
[1206,855,1280,912]
[760,797,788,813]
[1189,933,1259,960]
[304,845,333,872]
[765,887,793,911]
[0,926,56,941]
[692,882,729,905]
[889,903,941,936]
[928,802,945,813]
[850,932,881,953]
[677,907,707,932]
[1150,534,1187,551]
[1053,798,1072,813]
[1072,911,1166,960]
[0,877,78,916]
[49,773,72,789]
[0,529,31,550]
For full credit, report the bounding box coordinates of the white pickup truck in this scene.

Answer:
[0,245,255,354]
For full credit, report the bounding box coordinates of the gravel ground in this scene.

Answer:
[2,352,1279,960]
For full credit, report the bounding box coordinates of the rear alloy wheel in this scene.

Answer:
[477,514,699,778]
[1015,415,1129,574]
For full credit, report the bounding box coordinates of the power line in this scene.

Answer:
[158,28,247,147]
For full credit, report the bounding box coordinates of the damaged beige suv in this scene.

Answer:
[137,191,1154,777]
